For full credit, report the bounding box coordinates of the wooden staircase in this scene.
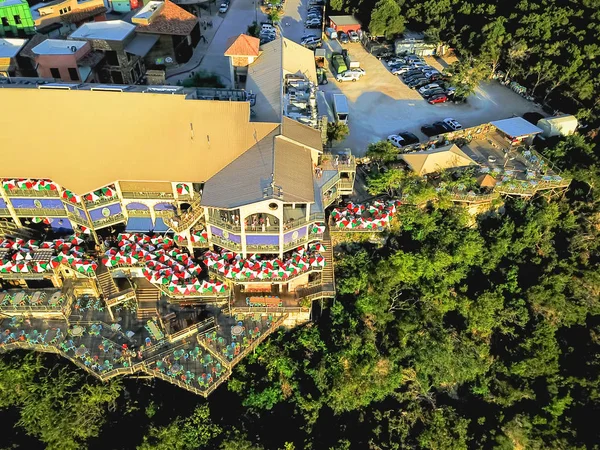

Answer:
[0,220,36,240]
[164,197,204,233]
[96,264,119,298]
[320,231,335,294]
[296,232,336,302]
[136,285,159,320]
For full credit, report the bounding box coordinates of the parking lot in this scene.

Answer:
[317,40,544,156]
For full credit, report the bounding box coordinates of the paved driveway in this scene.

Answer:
[169,0,265,86]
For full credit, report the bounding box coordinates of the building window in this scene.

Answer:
[50,67,60,78]
[105,50,119,66]
[13,15,21,25]
[111,70,123,84]
[59,9,63,14]
[1,17,9,27]
[68,68,79,81]
[67,6,71,11]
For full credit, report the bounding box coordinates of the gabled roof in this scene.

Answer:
[0,87,278,193]
[477,174,497,188]
[281,117,322,152]
[401,144,476,176]
[32,39,87,55]
[135,0,198,36]
[225,34,260,57]
[201,130,315,208]
[491,117,543,139]
[0,38,27,58]
[70,20,135,42]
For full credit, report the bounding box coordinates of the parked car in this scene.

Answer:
[348,30,359,42]
[423,88,446,98]
[421,122,451,136]
[391,65,410,75]
[443,118,463,130]
[418,83,440,94]
[303,41,321,50]
[305,19,321,28]
[345,68,365,77]
[428,94,448,104]
[396,132,419,145]
[403,72,425,82]
[402,70,423,79]
[336,71,360,82]
[433,121,453,132]
[421,125,441,137]
[404,55,422,62]
[301,36,321,46]
[301,34,319,43]
[423,69,440,78]
[219,2,229,12]
[338,31,349,43]
[387,135,406,148]
[408,78,429,88]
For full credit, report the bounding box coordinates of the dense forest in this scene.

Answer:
[2,0,600,449]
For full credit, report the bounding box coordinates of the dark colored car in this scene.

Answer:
[428,94,448,104]
[421,125,442,137]
[422,88,446,98]
[338,31,349,43]
[403,75,427,84]
[402,70,423,79]
[408,78,429,88]
[397,132,419,145]
[433,121,453,132]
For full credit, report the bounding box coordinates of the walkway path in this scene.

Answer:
[167,0,265,86]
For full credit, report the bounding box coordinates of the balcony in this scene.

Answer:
[6,189,60,198]
[338,179,354,191]
[207,216,242,233]
[67,212,89,226]
[92,213,126,229]
[210,234,242,252]
[121,191,174,200]
[0,208,11,217]
[321,154,357,172]
[13,208,67,217]
[177,194,192,202]
[84,196,120,209]
[126,209,151,217]
[209,265,321,283]
[245,244,281,253]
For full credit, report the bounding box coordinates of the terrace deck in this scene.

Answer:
[0,291,287,396]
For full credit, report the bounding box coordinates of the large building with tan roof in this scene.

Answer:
[0,32,352,398]
[0,36,354,307]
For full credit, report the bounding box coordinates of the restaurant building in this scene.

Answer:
[0,36,353,306]
[0,36,357,396]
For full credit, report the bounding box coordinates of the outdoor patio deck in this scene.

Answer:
[0,290,287,396]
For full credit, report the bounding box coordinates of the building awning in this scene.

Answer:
[153,217,170,232]
[491,117,543,139]
[125,34,160,57]
[125,217,153,232]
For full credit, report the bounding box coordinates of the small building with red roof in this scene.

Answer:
[224,34,260,88]
[133,0,200,65]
